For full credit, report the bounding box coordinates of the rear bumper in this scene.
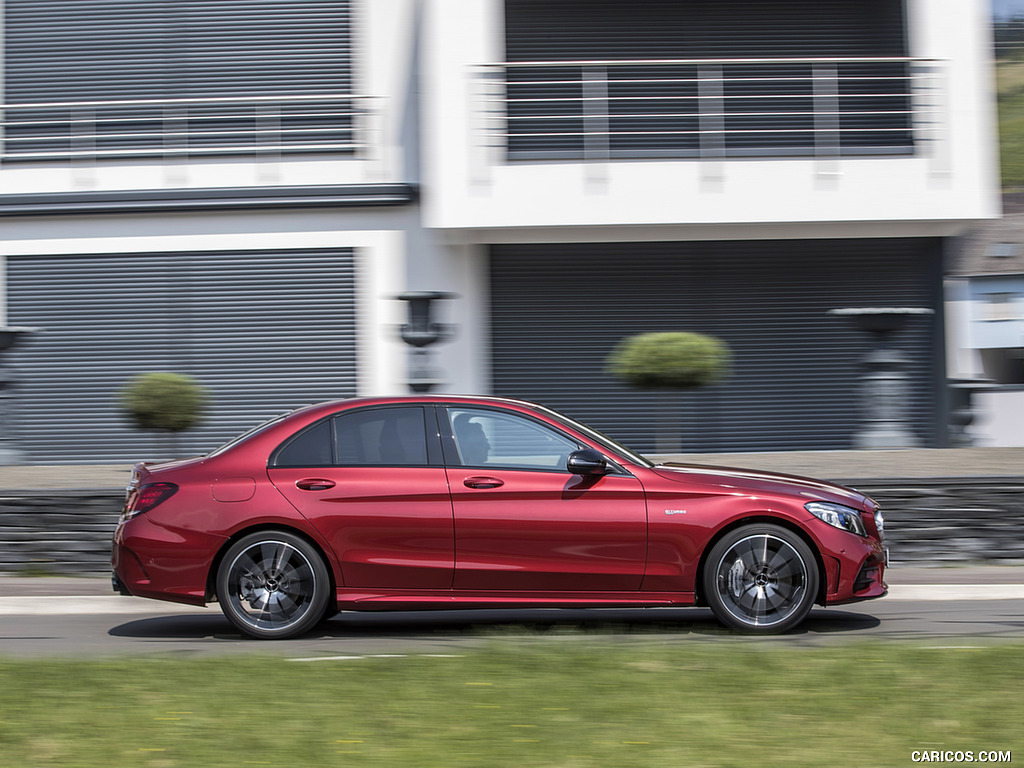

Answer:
[111,571,132,596]
[111,515,221,608]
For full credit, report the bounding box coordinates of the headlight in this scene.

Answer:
[805,501,867,537]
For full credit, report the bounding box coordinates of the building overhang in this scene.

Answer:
[0,184,419,217]
[435,219,994,246]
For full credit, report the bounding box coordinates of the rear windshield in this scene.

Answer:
[207,411,294,456]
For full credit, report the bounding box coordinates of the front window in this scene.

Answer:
[446,407,581,471]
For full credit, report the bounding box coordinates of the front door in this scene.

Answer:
[441,406,647,592]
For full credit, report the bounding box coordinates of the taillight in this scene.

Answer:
[122,482,178,520]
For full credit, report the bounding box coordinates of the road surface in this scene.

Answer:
[1,567,1023,657]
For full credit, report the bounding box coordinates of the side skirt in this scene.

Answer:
[335,589,696,612]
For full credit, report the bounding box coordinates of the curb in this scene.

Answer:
[2,566,1022,614]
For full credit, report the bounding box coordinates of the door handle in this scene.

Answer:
[464,476,504,489]
[296,478,336,491]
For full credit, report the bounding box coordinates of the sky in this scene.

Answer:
[993,0,1024,19]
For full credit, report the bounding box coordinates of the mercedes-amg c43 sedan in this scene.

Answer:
[112,396,887,639]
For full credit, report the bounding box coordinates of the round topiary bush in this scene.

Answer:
[605,331,731,390]
[119,372,207,434]
[605,332,732,453]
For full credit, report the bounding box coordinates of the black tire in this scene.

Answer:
[216,530,331,640]
[702,523,818,634]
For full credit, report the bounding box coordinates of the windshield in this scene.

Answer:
[532,404,655,468]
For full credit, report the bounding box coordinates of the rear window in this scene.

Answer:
[271,406,430,467]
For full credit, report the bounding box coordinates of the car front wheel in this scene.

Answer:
[216,530,331,640]
[703,523,818,634]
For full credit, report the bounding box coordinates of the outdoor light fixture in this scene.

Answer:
[396,292,455,393]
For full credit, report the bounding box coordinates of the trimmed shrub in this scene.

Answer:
[119,372,207,433]
[606,332,731,390]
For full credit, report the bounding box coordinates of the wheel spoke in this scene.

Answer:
[234,552,262,580]
[767,546,792,572]
[283,560,313,583]
[252,596,274,624]
[272,543,294,574]
[738,587,766,618]
[258,541,278,569]
[734,538,764,572]
[247,591,267,612]
[274,591,301,618]
[763,584,789,611]
[773,556,800,580]
[730,584,754,612]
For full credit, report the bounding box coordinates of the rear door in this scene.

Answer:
[441,405,648,592]
[268,405,454,590]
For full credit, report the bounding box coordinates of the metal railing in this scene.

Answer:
[0,93,375,162]
[474,57,945,162]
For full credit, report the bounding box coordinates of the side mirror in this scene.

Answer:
[566,448,609,476]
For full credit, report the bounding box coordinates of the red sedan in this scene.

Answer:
[112,396,887,639]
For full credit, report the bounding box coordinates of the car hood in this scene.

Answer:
[651,463,871,509]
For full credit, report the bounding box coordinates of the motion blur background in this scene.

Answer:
[0,0,1021,463]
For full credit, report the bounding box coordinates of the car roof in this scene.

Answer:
[295,394,543,413]
[210,395,552,458]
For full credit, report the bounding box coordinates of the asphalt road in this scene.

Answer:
[2,569,1023,657]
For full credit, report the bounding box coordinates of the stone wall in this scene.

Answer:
[847,478,1024,564]
[1,479,1022,574]
[0,491,122,574]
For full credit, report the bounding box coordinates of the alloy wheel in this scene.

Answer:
[704,525,818,633]
[217,531,329,639]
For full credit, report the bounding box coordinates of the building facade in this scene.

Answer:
[0,0,1001,462]
[948,193,1024,446]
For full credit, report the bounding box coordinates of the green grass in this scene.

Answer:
[1,641,1021,767]
[997,59,1024,188]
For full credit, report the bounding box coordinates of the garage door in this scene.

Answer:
[6,248,357,463]
[491,239,944,453]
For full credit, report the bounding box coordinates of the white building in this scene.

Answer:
[0,0,1001,462]
[948,194,1024,446]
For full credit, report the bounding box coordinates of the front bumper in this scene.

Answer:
[827,547,888,605]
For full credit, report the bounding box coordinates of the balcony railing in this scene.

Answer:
[474,57,944,162]
[0,93,376,162]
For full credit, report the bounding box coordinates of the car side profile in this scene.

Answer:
[112,396,887,639]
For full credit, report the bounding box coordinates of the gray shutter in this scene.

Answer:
[6,249,357,463]
[504,0,907,60]
[502,0,911,159]
[3,0,351,100]
[490,239,943,453]
[3,0,352,156]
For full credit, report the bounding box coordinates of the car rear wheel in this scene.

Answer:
[216,530,331,640]
[703,523,818,634]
